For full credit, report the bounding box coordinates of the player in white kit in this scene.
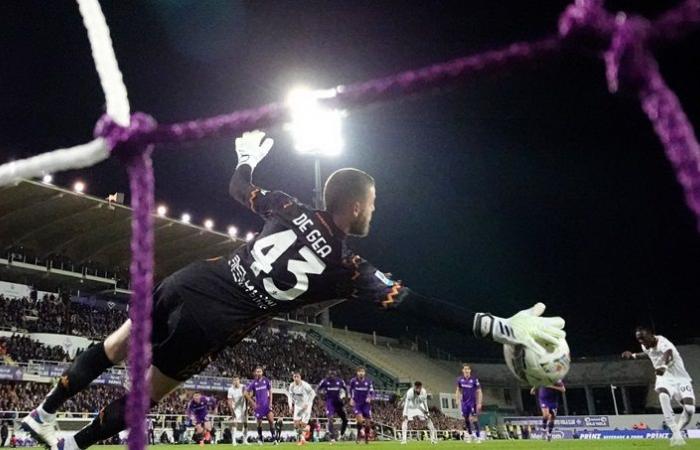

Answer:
[401,381,437,444]
[288,372,316,445]
[227,376,249,446]
[622,326,695,447]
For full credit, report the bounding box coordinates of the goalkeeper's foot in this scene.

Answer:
[21,409,59,450]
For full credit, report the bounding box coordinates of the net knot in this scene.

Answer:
[603,13,653,94]
[559,0,654,94]
[94,112,157,161]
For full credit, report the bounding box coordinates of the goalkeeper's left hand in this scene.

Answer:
[235,130,273,170]
[473,302,565,353]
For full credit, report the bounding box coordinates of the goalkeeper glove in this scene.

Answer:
[473,302,565,353]
[235,130,273,170]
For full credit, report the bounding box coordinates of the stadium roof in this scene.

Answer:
[0,179,243,281]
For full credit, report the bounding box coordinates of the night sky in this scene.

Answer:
[2,1,699,358]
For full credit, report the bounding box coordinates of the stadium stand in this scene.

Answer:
[312,327,457,394]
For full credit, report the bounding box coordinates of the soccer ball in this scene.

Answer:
[503,338,570,386]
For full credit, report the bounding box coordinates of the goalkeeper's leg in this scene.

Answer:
[63,365,181,450]
[21,320,130,449]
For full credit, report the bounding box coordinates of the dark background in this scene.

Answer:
[2,0,699,358]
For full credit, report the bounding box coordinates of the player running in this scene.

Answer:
[530,381,565,441]
[317,370,348,443]
[622,326,695,447]
[20,130,566,450]
[349,367,374,444]
[288,372,316,446]
[186,392,216,446]
[227,376,249,446]
[245,367,277,445]
[456,364,482,443]
[400,381,437,444]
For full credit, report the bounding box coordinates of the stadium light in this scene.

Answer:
[181,213,191,224]
[203,219,214,230]
[227,226,238,238]
[42,174,53,184]
[156,205,168,217]
[245,232,254,241]
[286,86,344,156]
[73,181,85,193]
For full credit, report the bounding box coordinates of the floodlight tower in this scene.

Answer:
[287,87,344,325]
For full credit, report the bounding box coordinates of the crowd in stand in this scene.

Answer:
[0,335,70,364]
[0,295,128,340]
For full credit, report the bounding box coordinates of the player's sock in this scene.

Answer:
[678,404,695,430]
[232,424,238,444]
[42,342,114,414]
[659,392,679,433]
[364,424,370,442]
[73,396,127,449]
[465,419,472,435]
[340,415,348,436]
[541,417,547,431]
[401,419,408,441]
[268,423,275,441]
[257,426,263,442]
[328,419,335,439]
[427,418,437,441]
[473,420,480,438]
[547,419,554,434]
[356,422,362,441]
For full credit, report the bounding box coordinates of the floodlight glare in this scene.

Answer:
[73,181,85,193]
[286,87,344,156]
[245,232,254,241]
[228,226,238,238]
[156,205,168,217]
[181,213,191,224]
[204,219,214,230]
[42,174,53,184]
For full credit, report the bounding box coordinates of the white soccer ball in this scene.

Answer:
[503,338,570,386]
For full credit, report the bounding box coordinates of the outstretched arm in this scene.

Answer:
[621,351,645,360]
[348,255,565,351]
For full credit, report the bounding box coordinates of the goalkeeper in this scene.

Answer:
[21,131,566,450]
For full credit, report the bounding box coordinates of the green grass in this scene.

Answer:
[32,442,699,450]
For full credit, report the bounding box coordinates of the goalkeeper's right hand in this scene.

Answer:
[235,130,273,170]
[473,302,565,353]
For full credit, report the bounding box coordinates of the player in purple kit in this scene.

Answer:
[317,370,349,442]
[245,367,277,445]
[531,381,565,441]
[349,367,374,444]
[455,364,483,443]
[186,392,216,446]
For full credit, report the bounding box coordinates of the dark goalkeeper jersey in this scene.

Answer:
[169,182,410,346]
[227,187,406,314]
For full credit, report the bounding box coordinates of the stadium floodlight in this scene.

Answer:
[42,174,53,184]
[203,219,214,230]
[73,181,85,193]
[227,226,238,238]
[245,232,254,241]
[156,205,168,217]
[286,86,344,156]
[181,213,191,224]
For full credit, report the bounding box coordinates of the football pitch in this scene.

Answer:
[34,442,699,450]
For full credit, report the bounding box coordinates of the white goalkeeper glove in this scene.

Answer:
[473,302,566,353]
[235,130,274,170]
